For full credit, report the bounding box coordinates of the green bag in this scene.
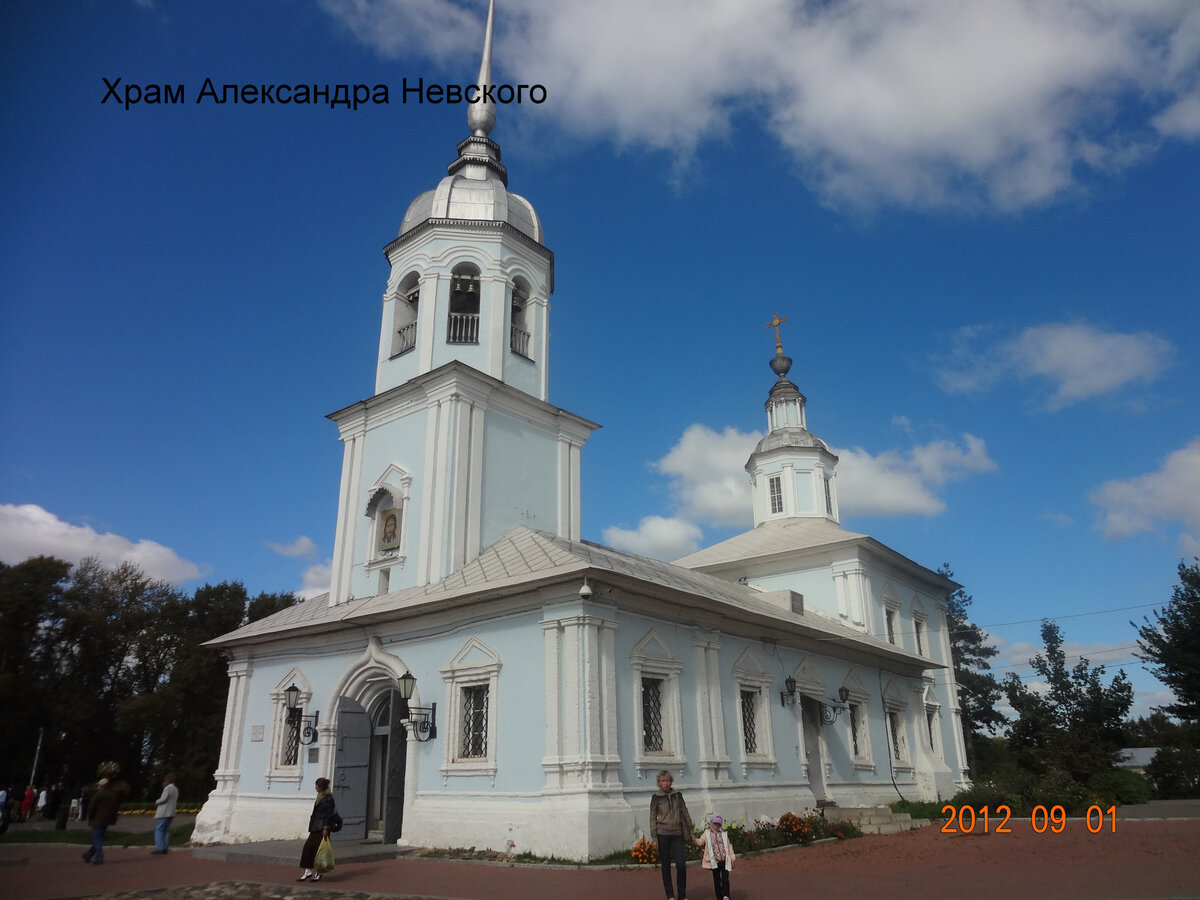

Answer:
[314,835,335,873]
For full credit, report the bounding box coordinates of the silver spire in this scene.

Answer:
[466,0,497,138]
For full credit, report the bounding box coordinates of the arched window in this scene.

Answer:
[391,271,420,357]
[510,277,531,358]
[447,264,480,344]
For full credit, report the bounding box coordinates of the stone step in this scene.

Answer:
[824,807,928,833]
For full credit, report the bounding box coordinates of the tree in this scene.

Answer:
[1003,619,1133,785]
[1134,559,1200,721]
[938,565,1004,776]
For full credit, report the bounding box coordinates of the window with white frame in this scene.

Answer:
[914,617,925,656]
[732,649,776,772]
[631,630,686,774]
[842,677,873,769]
[923,686,942,756]
[885,607,897,644]
[882,681,911,769]
[768,475,784,514]
[460,683,489,758]
[267,671,311,786]
[440,637,501,778]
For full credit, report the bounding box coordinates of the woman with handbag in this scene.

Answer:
[298,777,337,882]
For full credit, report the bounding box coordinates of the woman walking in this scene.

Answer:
[297,777,337,882]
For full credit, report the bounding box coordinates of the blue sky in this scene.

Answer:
[2,0,1198,720]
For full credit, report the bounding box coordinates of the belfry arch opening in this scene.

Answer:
[448,264,480,344]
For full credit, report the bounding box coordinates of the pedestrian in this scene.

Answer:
[297,776,337,882]
[150,773,179,854]
[695,814,735,900]
[36,786,47,818]
[81,778,119,865]
[21,785,34,821]
[649,769,695,900]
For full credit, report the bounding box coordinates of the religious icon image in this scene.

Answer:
[377,511,400,552]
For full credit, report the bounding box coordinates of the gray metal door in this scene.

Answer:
[333,697,370,841]
[383,691,407,844]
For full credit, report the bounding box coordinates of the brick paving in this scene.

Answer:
[2,802,1199,900]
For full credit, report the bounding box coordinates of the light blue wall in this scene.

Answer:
[479,411,560,545]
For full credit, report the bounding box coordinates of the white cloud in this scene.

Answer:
[0,503,203,584]
[608,423,996,551]
[654,424,759,528]
[938,322,1173,409]
[265,535,319,558]
[603,516,704,561]
[1089,437,1200,554]
[298,562,332,600]
[834,434,998,516]
[322,0,1200,212]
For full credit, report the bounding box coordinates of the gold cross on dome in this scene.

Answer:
[766,312,788,354]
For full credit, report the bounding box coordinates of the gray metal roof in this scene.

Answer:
[207,526,934,671]
[673,517,869,569]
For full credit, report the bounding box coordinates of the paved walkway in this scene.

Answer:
[1,801,1198,900]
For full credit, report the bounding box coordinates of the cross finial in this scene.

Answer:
[766,312,788,356]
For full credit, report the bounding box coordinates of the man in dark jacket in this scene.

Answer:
[82,779,119,864]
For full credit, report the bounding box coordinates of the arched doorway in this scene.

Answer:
[800,695,829,802]
[335,692,407,843]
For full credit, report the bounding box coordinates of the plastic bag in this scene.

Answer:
[314,835,335,873]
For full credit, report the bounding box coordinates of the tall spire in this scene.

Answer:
[467,0,497,138]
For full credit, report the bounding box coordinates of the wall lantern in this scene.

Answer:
[780,679,853,725]
[396,670,437,742]
[284,682,320,745]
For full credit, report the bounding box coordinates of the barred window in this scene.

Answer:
[460,684,489,759]
[768,475,783,514]
[914,618,925,655]
[642,677,664,752]
[282,713,301,766]
[888,710,905,761]
[740,690,758,754]
[849,703,862,757]
[885,608,897,645]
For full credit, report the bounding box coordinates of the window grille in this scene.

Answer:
[914,619,924,655]
[885,609,896,644]
[768,475,783,514]
[849,703,861,757]
[642,677,664,752]
[460,684,489,758]
[740,690,758,754]
[282,714,301,766]
[888,711,903,760]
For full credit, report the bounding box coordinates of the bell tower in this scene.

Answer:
[745,314,840,525]
[326,0,597,606]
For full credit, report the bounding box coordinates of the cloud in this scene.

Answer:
[607,423,996,555]
[322,0,1200,212]
[938,322,1173,409]
[0,503,203,584]
[1089,437,1200,554]
[265,535,319,558]
[603,516,704,561]
[834,434,998,516]
[654,424,760,528]
[298,562,332,600]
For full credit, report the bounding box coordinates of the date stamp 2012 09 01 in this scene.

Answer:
[940,804,1118,835]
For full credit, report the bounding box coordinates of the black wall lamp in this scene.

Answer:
[780,679,852,724]
[284,682,320,745]
[397,670,437,742]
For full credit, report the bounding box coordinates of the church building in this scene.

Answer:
[193,1,970,860]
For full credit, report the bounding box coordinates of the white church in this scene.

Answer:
[193,1,970,860]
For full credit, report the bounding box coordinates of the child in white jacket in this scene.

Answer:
[695,815,735,900]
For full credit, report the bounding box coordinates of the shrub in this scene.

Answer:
[1088,768,1153,806]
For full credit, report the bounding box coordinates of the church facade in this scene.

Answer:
[193,1,970,861]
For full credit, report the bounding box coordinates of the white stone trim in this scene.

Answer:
[731,649,776,775]
[440,637,502,781]
[630,629,686,776]
[266,668,311,788]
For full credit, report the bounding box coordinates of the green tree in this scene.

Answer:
[1134,559,1200,721]
[1003,619,1133,785]
[938,565,1004,776]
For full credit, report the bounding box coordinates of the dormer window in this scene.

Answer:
[448,265,480,344]
[768,475,784,514]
